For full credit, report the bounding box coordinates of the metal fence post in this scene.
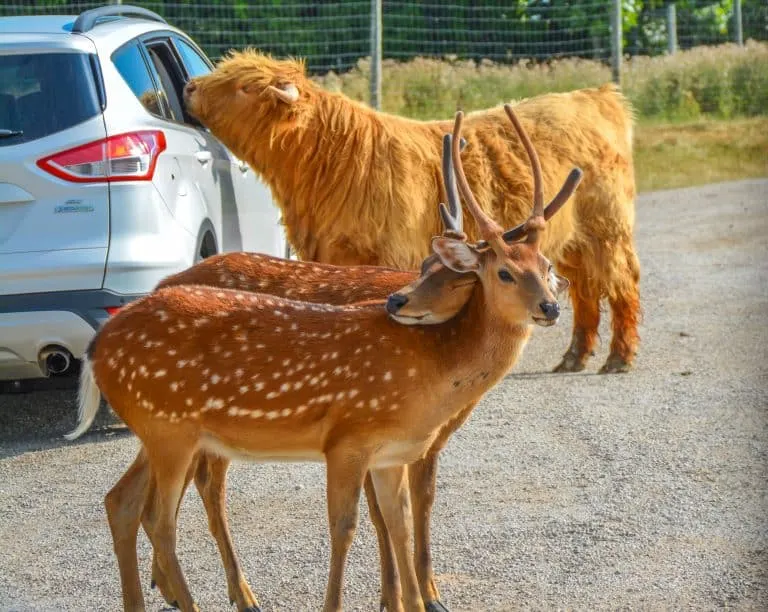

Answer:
[370,0,382,110]
[667,3,677,54]
[610,0,622,84]
[734,0,744,46]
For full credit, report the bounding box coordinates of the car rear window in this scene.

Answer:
[0,52,101,147]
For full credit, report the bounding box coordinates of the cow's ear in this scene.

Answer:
[266,82,299,105]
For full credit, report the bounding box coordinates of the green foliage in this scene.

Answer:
[624,41,767,120]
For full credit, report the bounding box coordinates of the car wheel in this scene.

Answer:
[194,225,218,263]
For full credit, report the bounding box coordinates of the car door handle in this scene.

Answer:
[195,150,212,164]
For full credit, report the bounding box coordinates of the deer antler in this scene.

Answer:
[438,133,466,237]
[496,167,583,244]
[422,133,469,275]
[472,107,583,248]
[502,104,547,244]
[451,111,507,257]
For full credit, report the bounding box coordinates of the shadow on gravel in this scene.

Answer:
[507,370,596,380]
[0,372,128,460]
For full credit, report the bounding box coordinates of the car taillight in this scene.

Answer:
[104,306,121,316]
[37,130,166,183]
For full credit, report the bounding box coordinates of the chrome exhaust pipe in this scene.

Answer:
[38,345,72,376]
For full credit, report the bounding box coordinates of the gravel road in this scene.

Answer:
[1,179,766,611]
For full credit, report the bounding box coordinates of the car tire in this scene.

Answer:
[194,221,218,263]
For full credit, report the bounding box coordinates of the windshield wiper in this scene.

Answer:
[0,129,23,138]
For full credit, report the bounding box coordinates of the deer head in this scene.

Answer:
[388,106,581,328]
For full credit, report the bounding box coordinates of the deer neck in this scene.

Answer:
[401,284,533,429]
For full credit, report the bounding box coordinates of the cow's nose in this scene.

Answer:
[386,293,408,314]
[539,301,560,320]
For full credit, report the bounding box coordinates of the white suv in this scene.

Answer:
[0,5,287,382]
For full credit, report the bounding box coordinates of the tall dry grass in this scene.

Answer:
[315,41,768,123]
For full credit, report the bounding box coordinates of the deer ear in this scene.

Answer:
[267,83,300,104]
[431,237,480,274]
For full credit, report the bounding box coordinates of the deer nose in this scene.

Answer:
[386,293,409,314]
[539,301,560,320]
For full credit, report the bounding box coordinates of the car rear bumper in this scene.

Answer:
[0,289,143,380]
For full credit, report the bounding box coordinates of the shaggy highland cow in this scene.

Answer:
[184,50,640,376]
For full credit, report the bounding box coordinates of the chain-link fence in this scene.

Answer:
[1,1,765,75]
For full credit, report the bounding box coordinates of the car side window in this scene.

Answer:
[143,40,192,125]
[174,38,212,79]
[112,42,168,118]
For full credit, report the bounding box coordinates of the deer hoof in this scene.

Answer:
[425,601,450,612]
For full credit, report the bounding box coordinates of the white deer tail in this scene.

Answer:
[64,357,101,441]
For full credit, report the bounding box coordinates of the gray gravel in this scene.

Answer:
[1,179,767,611]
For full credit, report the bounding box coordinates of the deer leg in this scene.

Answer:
[408,454,442,610]
[194,454,261,611]
[104,446,151,612]
[553,259,601,373]
[142,438,199,612]
[601,241,641,374]
[370,466,424,612]
[323,447,370,612]
[147,453,199,606]
[409,402,476,612]
[364,474,402,611]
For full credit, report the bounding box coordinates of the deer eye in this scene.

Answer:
[498,269,515,283]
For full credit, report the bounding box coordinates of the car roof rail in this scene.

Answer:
[71,4,167,33]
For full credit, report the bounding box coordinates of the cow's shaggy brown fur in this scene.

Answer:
[184,49,640,373]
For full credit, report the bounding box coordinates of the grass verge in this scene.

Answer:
[634,118,768,192]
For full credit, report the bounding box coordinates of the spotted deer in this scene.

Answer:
[67,107,580,612]
[71,133,580,612]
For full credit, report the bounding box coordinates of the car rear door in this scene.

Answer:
[0,36,110,295]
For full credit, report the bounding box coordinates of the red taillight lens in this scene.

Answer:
[104,306,121,316]
[37,130,166,183]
